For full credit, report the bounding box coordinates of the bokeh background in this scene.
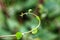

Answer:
[0,0,60,40]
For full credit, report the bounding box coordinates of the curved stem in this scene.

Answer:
[0,13,41,38]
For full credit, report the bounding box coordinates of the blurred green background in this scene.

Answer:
[0,0,60,40]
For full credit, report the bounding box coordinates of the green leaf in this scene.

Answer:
[16,32,22,39]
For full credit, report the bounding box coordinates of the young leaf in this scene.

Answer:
[32,28,38,34]
[16,32,22,39]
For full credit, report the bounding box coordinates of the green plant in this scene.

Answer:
[0,9,41,40]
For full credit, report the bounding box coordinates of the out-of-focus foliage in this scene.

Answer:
[0,0,60,40]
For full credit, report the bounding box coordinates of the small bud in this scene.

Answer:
[20,13,24,17]
[32,28,38,34]
[28,9,32,13]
